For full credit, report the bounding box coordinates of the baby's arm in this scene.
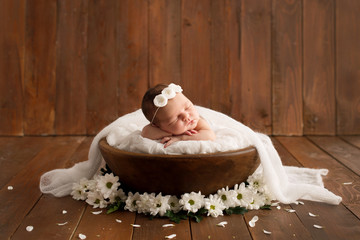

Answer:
[141,124,172,140]
[161,118,216,148]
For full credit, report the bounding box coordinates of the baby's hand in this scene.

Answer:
[161,136,182,148]
[185,129,198,136]
[161,130,198,148]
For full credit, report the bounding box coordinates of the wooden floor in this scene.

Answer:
[1,136,360,240]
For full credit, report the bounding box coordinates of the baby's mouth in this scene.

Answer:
[187,119,195,126]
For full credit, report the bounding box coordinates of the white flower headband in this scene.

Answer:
[151,83,183,124]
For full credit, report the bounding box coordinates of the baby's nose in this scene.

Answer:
[181,112,190,121]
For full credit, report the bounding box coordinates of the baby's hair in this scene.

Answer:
[141,83,168,125]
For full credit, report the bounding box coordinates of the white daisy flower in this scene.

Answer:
[149,193,171,216]
[247,192,266,210]
[96,173,120,199]
[71,178,96,200]
[108,188,127,204]
[180,191,205,213]
[204,194,226,217]
[263,192,275,205]
[137,192,155,214]
[82,177,97,191]
[233,183,254,208]
[168,196,181,213]
[71,182,87,200]
[217,186,237,208]
[86,190,108,208]
[251,176,275,203]
[247,173,267,194]
[124,192,141,212]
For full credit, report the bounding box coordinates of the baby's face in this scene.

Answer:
[156,93,199,135]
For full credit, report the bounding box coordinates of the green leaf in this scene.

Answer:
[187,209,207,223]
[193,215,203,223]
[197,207,208,215]
[164,210,174,218]
[107,205,119,214]
[106,201,125,214]
[225,206,248,215]
[260,204,272,210]
[224,208,232,215]
[164,210,188,224]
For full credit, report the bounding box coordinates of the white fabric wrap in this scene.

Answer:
[39,106,342,205]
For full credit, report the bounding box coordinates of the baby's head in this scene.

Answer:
[141,83,200,135]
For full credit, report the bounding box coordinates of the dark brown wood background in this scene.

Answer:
[1,0,359,136]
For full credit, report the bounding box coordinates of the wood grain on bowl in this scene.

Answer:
[99,138,259,196]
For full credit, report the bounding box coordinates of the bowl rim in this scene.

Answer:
[99,138,257,159]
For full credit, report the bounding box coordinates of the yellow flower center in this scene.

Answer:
[237,193,243,200]
[106,182,113,189]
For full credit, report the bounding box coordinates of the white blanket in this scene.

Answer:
[40,106,342,205]
[106,114,251,155]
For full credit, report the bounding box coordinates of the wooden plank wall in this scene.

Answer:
[0,0,359,136]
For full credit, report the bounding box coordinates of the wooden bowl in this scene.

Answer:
[99,138,260,196]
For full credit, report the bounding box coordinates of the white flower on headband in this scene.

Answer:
[153,83,183,108]
[161,88,176,99]
[154,95,168,107]
[168,83,182,93]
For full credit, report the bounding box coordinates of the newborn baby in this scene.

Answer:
[141,83,216,148]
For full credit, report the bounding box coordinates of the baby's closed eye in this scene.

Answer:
[168,118,178,126]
